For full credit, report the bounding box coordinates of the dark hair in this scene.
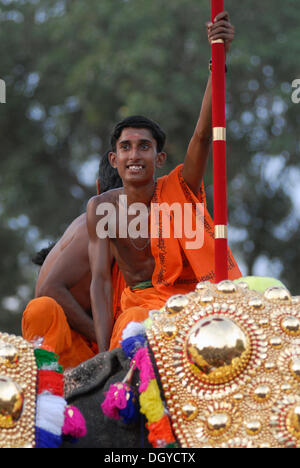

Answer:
[110,115,166,153]
[32,242,56,266]
[98,150,123,193]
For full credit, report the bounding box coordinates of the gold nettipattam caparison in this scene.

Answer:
[147,281,300,448]
[0,333,38,448]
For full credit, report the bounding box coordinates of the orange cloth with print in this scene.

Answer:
[22,262,126,369]
[112,260,127,323]
[109,164,241,350]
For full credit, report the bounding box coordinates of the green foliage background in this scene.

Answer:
[0,0,299,334]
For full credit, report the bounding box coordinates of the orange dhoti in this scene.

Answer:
[22,262,126,369]
[109,285,166,350]
[22,296,98,369]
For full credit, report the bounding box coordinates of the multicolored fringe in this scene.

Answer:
[34,346,86,448]
[101,318,178,448]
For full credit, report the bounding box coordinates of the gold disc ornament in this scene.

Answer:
[0,333,37,448]
[147,280,300,448]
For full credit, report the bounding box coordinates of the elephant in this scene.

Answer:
[1,277,300,448]
[62,348,152,449]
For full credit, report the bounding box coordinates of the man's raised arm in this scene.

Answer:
[87,196,113,352]
[182,11,234,195]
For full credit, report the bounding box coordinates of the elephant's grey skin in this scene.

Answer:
[60,348,152,448]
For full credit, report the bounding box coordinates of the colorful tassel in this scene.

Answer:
[122,334,147,359]
[101,354,139,425]
[139,379,164,423]
[122,322,146,340]
[37,370,64,396]
[36,393,67,436]
[101,318,177,448]
[35,426,62,449]
[33,344,87,448]
[134,347,155,393]
[62,405,87,439]
[119,390,139,424]
[101,383,135,421]
[34,348,63,373]
[147,415,176,448]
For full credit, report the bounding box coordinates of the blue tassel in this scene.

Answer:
[119,389,139,424]
[122,334,147,359]
[35,426,62,448]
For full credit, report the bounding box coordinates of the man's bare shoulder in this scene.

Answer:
[87,189,122,223]
[64,212,86,229]
[38,213,86,267]
[59,213,87,249]
[35,214,89,293]
[88,188,123,208]
[87,188,123,240]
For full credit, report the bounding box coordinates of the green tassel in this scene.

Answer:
[34,348,63,373]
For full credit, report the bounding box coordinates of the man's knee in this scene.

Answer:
[22,296,72,355]
[23,296,60,320]
[22,297,66,338]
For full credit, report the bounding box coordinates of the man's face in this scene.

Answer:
[109,127,164,185]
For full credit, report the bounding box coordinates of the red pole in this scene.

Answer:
[211,0,228,282]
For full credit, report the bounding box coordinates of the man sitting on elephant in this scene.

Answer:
[22,152,126,369]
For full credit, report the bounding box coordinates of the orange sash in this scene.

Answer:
[151,164,241,295]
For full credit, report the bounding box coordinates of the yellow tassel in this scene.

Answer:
[139,379,164,424]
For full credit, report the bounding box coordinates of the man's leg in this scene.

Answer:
[22,297,97,369]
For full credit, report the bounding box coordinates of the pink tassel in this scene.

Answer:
[134,348,155,393]
[62,405,87,439]
[101,383,128,420]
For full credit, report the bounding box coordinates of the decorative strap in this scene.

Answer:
[101,314,178,448]
[0,332,86,448]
